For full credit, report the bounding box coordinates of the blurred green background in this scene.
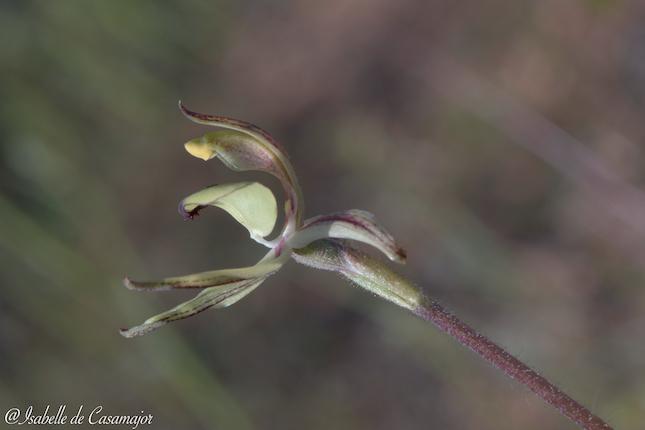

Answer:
[1,1,644,429]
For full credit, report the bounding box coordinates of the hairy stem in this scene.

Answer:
[413,298,612,430]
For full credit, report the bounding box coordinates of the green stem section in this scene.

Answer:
[413,298,612,430]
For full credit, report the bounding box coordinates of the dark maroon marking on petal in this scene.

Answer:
[396,247,407,261]
[178,201,205,220]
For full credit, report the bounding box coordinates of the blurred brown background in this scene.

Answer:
[1,1,644,429]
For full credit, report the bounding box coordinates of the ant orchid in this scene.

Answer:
[121,103,417,337]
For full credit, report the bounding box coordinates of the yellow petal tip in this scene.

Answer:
[184,139,216,161]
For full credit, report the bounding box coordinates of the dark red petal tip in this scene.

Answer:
[178,201,204,220]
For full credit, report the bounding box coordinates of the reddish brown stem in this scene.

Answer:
[414,299,612,430]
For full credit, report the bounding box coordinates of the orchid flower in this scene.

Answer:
[119,103,613,430]
[120,102,415,338]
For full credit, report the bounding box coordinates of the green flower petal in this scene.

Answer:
[179,182,277,238]
[179,102,304,233]
[289,210,406,263]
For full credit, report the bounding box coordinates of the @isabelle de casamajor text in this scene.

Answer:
[5,405,153,429]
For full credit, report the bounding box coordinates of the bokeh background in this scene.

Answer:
[1,1,644,429]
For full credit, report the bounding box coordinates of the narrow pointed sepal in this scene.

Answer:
[179,182,277,238]
[124,259,284,291]
[120,277,268,338]
[289,210,407,263]
[292,239,423,312]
